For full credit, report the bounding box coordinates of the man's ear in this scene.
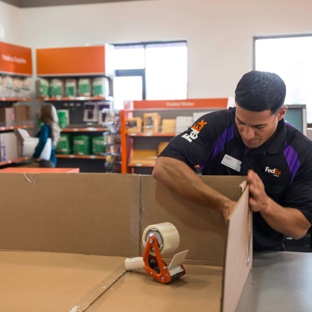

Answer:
[277,106,287,121]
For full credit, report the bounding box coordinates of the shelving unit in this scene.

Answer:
[121,98,230,174]
[35,45,119,172]
[0,41,34,168]
[0,156,31,166]
[1,97,32,102]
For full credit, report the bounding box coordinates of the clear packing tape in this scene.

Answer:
[125,222,188,284]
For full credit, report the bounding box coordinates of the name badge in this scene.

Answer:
[221,154,242,172]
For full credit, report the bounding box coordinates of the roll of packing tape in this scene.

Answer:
[124,257,145,271]
[142,222,180,256]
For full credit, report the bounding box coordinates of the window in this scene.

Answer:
[112,41,187,109]
[254,35,312,123]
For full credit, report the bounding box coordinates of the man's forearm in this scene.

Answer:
[152,157,235,218]
[260,198,311,239]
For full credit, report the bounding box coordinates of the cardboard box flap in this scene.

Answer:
[221,184,252,312]
[0,251,125,312]
[87,264,223,312]
[140,175,246,266]
[14,127,30,142]
[0,173,140,257]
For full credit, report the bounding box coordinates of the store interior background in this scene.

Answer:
[1,0,311,103]
[0,0,312,251]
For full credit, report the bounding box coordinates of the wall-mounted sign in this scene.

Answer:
[36,45,114,77]
[0,42,32,76]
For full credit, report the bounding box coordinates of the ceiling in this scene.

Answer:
[0,0,147,8]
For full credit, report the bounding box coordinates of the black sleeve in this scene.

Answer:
[159,109,233,168]
[283,148,312,224]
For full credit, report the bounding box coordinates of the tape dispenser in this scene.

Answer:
[125,222,188,284]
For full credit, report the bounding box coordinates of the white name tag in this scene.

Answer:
[221,154,242,172]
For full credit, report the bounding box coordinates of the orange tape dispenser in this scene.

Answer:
[125,222,188,284]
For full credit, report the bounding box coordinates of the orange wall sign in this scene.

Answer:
[124,98,229,110]
[0,42,32,76]
[36,46,106,76]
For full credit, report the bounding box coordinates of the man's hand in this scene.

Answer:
[222,200,238,222]
[247,170,270,213]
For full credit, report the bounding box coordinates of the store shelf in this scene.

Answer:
[1,97,33,102]
[127,132,176,137]
[56,154,106,160]
[120,100,229,173]
[61,127,108,133]
[128,162,155,167]
[0,157,31,167]
[37,96,110,102]
[0,124,34,131]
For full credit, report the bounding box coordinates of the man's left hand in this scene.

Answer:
[247,170,269,212]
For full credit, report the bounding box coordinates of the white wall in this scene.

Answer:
[0,1,22,44]
[14,0,312,98]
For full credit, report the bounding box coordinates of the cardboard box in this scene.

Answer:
[126,117,142,134]
[0,174,251,312]
[129,149,158,165]
[12,104,31,122]
[0,107,14,124]
[0,132,18,161]
[161,119,176,133]
[143,113,161,133]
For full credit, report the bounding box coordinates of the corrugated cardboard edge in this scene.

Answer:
[69,264,126,312]
[221,182,252,312]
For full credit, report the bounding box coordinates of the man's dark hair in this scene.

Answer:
[235,70,286,114]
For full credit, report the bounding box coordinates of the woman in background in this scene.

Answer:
[33,103,61,168]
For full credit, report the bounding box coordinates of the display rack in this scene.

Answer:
[120,98,229,174]
[35,45,120,172]
[0,41,34,167]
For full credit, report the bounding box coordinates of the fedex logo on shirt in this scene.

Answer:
[265,166,281,177]
[182,119,207,142]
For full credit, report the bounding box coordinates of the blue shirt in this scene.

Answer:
[33,124,57,165]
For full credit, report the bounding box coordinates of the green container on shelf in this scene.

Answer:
[57,109,69,129]
[73,135,91,155]
[92,136,106,155]
[56,134,71,154]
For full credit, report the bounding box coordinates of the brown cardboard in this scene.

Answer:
[129,149,158,165]
[0,173,140,257]
[88,264,223,312]
[13,104,31,121]
[222,181,252,312]
[0,107,14,124]
[140,175,246,265]
[0,173,251,312]
[126,117,142,134]
[0,251,125,312]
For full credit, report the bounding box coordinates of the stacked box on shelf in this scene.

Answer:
[73,135,91,155]
[92,136,106,155]
[57,109,70,129]
[56,134,72,154]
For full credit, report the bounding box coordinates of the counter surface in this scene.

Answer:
[237,251,312,312]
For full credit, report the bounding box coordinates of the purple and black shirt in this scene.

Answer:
[159,107,312,251]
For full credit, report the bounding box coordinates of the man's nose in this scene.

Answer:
[242,126,255,140]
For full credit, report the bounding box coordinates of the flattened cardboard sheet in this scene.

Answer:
[0,173,140,257]
[0,251,125,312]
[222,183,252,312]
[87,264,223,312]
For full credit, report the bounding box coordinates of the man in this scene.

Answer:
[152,70,312,251]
